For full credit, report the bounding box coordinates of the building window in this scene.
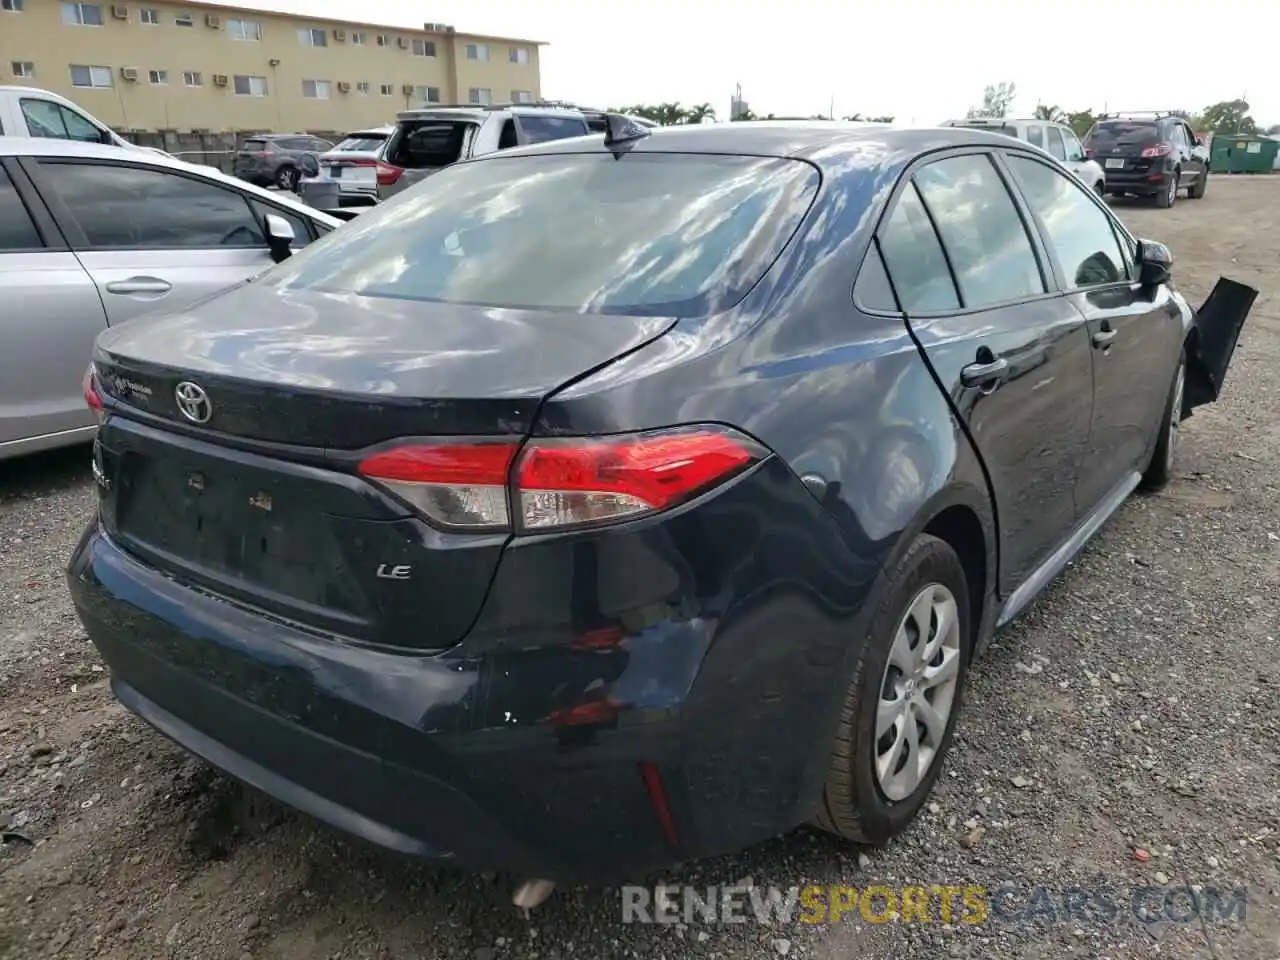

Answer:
[11,61,34,78]
[301,79,330,99]
[298,27,326,46]
[468,87,491,105]
[1,0,25,11]
[411,39,436,57]
[415,85,441,103]
[509,47,529,64]
[511,90,533,104]
[465,43,489,61]
[233,74,268,97]
[227,18,261,40]
[61,2,102,25]
[70,64,113,88]
[350,30,365,45]
[379,83,393,96]
[174,13,193,26]
[184,70,202,86]
[375,33,389,46]
[356,80,370,95]
[139,7,158,23]
[148,69,168,84]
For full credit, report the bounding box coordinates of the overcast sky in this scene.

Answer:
[210,0,1277,125]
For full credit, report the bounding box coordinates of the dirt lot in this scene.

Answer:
[2,177,1279,960]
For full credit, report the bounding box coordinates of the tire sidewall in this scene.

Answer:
[847,537,971,837]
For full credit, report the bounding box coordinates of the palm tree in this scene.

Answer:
[1033,104,1064,123]
[684,103,716,124]
[652,102,687,126]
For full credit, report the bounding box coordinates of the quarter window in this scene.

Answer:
[877,183,960,313]
[913,154,1044,308]
[38,162,270,250]
[0,167,42,250]
[1024,124,1044,148]
[22,98,105,141]
[1045,128,1066,161]
[854,244,898,312]
[1060,129,1086,162]
[1007,155,1128,288]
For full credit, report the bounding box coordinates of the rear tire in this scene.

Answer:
[1155,169,1179,208]
[1141,348,1186,491]
[1094,180,1106,199]
[276,165,299,192]
[1189,169,1208,199]
[813,534,971,844]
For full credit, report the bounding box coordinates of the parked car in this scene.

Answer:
[0,84,195,164]
[1083,112,1209,207]
[943,117,1106,195]
[298,126,394,209]
[0,138,340,461]
[233,133,334,192]
[68,121,1253,897]
[377,103,592,200]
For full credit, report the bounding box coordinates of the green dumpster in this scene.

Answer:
[1210,134,1278,173]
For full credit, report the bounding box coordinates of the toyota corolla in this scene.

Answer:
[68,118,1253,901]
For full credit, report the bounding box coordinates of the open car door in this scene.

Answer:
[1183,276,1258,418]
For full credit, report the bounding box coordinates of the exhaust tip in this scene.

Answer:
[512,878,556,911]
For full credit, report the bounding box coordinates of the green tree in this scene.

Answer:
[967,82,1017,119]
[1195,99,1258,135]
[684,103,716,124]
[1266,123,1280,136]
[731,107,758,121]
[1033,103,1064,123]
[1065,108,1098,138]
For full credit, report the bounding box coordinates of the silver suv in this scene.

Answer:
[943,117,1106,195]
[377,103,592,200]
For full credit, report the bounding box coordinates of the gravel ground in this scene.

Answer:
[2,177,1278,960]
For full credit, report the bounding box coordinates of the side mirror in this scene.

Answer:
[1136,238,1172,287]
[264,214,296,263]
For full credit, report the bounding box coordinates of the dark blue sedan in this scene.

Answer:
[68,118,1252,899]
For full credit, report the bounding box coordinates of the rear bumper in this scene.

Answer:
[1102,165,1173,194]
[68,458,883,882]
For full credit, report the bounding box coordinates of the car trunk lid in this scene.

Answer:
[90,282,674,650]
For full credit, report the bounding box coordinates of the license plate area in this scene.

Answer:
[329,165,343,178]
[1105,158,1125,169]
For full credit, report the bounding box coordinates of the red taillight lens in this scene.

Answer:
[357,427,764,533]
[1141,144,1172,158]
[82,365,105,424]
[358,441,518,529]
[517,429,759,530]
[375,162,403,186]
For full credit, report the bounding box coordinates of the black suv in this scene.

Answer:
[1084,113,1208,208]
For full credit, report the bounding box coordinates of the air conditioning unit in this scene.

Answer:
[444,24,456,33]
[401,83,414,96]
[110,5,128,19]
[333,29,346,41]
[212,74,228,86]
[396,36,409,49]
[205,13,220,27]
[337,81,351,93]
[120,67,139,81]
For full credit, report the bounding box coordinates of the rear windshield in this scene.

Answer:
[332,134,389,152]
[1086,120,1159,143]
[267,153,821,318]
[518,115,590,144]
[386,120,471,169]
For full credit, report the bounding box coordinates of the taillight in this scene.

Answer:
[1141,144,1172,158]
[357,426,765,533]
[375,162,403,186]
[82,365,105,424]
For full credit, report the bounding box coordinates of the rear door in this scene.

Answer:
[0,160,107,448]
[23,157,287,326]
[1004,151,1181,514]
[878,151,1094,593]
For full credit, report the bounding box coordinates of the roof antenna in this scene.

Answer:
[603,113,651,152]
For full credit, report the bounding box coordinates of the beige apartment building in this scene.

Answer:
[0,0,544,134]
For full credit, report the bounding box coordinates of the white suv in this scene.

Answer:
[943,117,1107,195]
[376,103,593,200]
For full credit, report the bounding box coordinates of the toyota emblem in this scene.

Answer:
[174,381,212,424]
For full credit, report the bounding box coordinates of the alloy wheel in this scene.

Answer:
[1167,174,1177,206]
[875,583,962,802]
[1166,360,1185,472]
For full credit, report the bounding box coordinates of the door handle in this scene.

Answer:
[105,277,172,296]
[960,357,1009,388]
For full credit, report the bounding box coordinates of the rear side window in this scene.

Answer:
[241,138,270,152]
[518,115,590,144]
[914,154,1044,308]
[1024,124,1045,148]
[387,121,471,169]
[877,183,960,313]
[1007,156,1127,288]
[269,153,821,318]
[38,161,268,249]
[1045,128,1066,160]
[0,167,43,250]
